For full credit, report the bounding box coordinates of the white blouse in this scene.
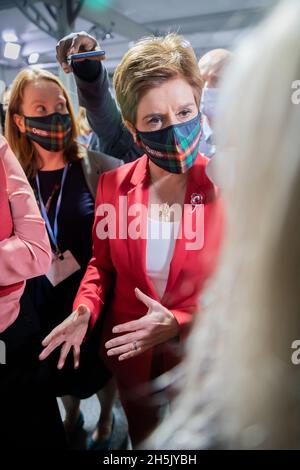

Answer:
[146,217,181,299]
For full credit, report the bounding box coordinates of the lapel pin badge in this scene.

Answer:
[190,192,204,213]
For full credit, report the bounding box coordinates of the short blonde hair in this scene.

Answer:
[113,33,203,125]
[5,68,82,179]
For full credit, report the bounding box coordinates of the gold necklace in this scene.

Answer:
[151,175,187,222]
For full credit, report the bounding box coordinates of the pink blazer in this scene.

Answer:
[73,153,224,389]
[0,136,51,333]
[0,141,19,297]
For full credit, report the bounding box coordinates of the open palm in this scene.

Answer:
[105,288,179,361]
[39,304,91,369]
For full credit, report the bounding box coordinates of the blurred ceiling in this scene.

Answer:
[0,0,279,78]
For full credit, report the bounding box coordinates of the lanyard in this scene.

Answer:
[35,164,69,255]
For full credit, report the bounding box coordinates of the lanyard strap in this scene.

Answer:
[35,164,69,254]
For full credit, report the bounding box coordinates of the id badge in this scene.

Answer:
[46,250,81,287]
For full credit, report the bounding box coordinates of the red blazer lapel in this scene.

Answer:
[123,153,213,303]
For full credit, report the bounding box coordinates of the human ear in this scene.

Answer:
[13,113,26,133]
[124,120,138,143]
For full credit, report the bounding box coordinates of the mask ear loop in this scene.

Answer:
[132,129,138,144]
[133,128,143,148]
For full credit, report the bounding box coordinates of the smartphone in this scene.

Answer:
[67,50,105,61]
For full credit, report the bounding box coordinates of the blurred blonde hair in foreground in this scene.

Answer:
[149,0,300,450]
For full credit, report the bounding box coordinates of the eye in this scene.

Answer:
[56,102,66,112]
[36,105,47,113]
[148,116,162,124]
[178,109,192,119]
[146,115,163,130]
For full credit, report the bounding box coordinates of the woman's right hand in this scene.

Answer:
[39,304,91,369]
[56,31,105,73]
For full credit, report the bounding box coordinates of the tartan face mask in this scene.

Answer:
[135,113,202,174]
[24,112,72,152]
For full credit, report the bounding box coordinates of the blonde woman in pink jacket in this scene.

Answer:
[0,135,66,448]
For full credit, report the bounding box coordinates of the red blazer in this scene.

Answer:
[74,153,224,388]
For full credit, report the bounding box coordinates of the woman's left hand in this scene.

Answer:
[105,288,179,361]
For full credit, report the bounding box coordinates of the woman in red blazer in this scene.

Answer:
[40,33,224,445]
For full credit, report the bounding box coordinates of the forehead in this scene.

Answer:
[23,79,65,101]
[137,77,195,112]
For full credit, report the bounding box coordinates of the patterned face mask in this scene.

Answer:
[135,113,202,174]
[24,112,72,152]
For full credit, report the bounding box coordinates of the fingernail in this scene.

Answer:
[107,350,113,356]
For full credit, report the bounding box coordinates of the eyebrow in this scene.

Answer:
[142,103,196,120]
[30,97,66,105]
[30,99,46,105]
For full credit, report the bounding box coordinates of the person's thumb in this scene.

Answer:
[135,287,156,311]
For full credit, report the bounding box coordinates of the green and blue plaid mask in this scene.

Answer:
[136,113,202,174]
[24,112,72,152]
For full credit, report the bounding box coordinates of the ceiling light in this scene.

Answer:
[2,30,18,43]
[28,52,39,64]
[4,42,21,60]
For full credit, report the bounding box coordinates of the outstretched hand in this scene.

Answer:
[105,288,179,361]
[39,304,91,369]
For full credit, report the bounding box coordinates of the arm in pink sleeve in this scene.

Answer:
[0,138,51,285]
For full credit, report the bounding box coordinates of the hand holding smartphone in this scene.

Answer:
[67,50,105,62]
